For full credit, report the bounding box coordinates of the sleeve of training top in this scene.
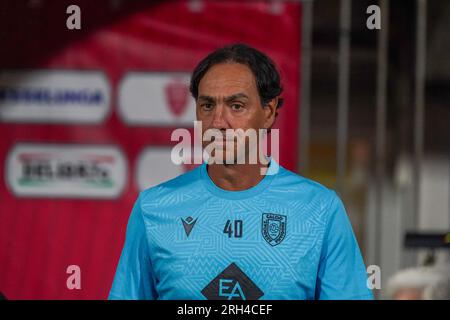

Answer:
[315,191,374,300]
[108,193,157,300]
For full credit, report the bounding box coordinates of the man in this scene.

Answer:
[109,44,373,300]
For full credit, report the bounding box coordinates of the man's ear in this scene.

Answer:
[263,97,279,129]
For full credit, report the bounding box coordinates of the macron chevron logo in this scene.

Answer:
[181,216,197,237]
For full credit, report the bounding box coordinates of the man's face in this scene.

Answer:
[196,62,277,164]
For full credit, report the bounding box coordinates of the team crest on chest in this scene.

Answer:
[261,213,287,246]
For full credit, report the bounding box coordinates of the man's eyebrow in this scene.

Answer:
[197,93,249,103]
[224,93,249,102]
[197,95,215,103]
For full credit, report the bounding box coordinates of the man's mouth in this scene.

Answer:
[211,139,234,146]
[210,136,235,143]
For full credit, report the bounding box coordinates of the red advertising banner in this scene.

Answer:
[0,0,301,299]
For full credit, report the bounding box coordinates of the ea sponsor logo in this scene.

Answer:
[6,144,127,198]
[118,72,196,126]
[0,70,110,124]
[201,263,264,300]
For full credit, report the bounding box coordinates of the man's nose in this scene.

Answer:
[211,104,228,129]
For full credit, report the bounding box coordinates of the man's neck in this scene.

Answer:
[206,160,269,191]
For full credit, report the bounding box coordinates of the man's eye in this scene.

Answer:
[202,104,213,110]
[231,104,243,111]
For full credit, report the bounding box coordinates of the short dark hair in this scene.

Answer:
[189,43,284,109]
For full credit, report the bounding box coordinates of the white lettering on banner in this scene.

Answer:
[136,147,197,191]
[66,265,81,290]
[170,121,280,175]
[367,265,382,290]
[118,72,196,126]
[66,5,81,30]
[6,144,127,199]
[0,70,110,124]
[366,5,381,30]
